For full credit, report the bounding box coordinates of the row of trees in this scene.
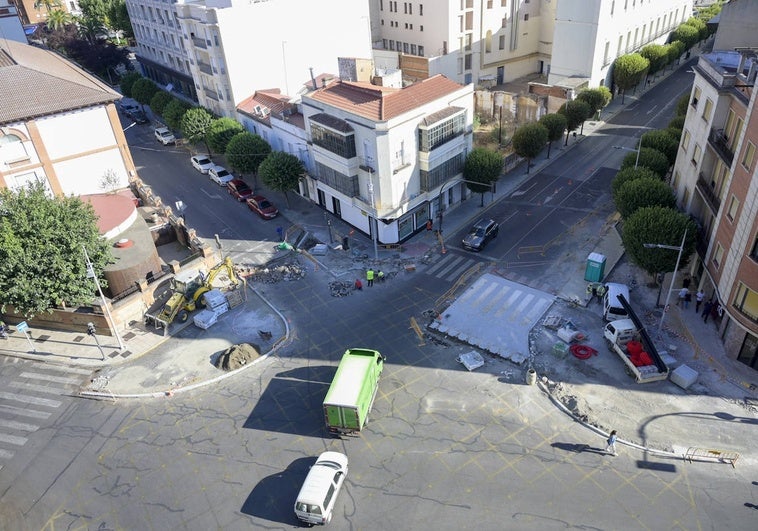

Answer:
[121,74,304,205]
[613,6,723,103]
[612,94,698,280]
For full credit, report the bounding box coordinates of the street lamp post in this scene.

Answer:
[83,245,125,351]
[612,137,642,168]
[366,165,379,260]
[644,228,687,337]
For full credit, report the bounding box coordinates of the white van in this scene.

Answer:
[603,283,630,321]
[294,451,348,526]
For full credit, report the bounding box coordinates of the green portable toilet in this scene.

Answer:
[584,252,606,282]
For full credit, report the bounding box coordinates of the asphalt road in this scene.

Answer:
[2,59,754,529]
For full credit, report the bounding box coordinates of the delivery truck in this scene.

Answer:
[323,348,385,434]
[603,294,668,383]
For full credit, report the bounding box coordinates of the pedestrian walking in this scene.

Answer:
[702,300,713,322]
[678,287,688,307]
[377,270,385,283]
[354,279,363,291]
[426,219,433,233]
[684,290,691,309]
[695,289,705,313]
[366,268,375,287]
[605,430,618,456]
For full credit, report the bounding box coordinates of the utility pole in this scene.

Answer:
[83,245,125,351]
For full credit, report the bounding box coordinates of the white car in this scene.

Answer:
[191,154,214,174]
[208,165,234,186]
[154,126,176,145]
[294,451,348,526]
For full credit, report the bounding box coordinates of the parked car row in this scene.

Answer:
[118,99,149,125]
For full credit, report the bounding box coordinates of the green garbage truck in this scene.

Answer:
[323,348,385,434]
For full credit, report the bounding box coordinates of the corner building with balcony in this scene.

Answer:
[671,48,758,370]
[301,75,473,244]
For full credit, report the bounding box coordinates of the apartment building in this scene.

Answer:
[371,0,692,89]
[124,0,197,102]
[12,0,80,26]
[300,75,473,244]
[0,0,26,43]
[671,48,758,370]
[0,39,135,197]
[169,0,372,118]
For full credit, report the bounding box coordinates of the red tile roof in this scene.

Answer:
[308,75,466,121]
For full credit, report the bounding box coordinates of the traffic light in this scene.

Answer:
[87,322,96,336]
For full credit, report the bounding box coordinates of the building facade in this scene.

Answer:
[1,0,26,43]
[671,48,758,370]
[370,0,692,89]
[11,0,80,26]
[0,40,135,197]
[300,75,473,244]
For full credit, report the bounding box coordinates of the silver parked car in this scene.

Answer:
[208,165,234,186]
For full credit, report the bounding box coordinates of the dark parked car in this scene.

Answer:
[462,218,499,251]
[246,195,279,219]
[127,109,149,124]
[226,179,253,201]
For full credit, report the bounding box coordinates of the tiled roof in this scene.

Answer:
[0,41,120,125]
[309,75,466,121]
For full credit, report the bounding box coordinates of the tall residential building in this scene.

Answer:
[0,0,25,42]
[671,46,758,370]
[12,0,80,26]
[300,75,473,244]
[371,0,692,89]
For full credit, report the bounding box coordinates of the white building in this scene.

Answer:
[0,40,135,197]
[0,0,26,43]
[301,74,473,244]
[172,0,374,117]
[371,0,692,89]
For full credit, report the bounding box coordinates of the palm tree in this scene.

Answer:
[34,0,63,14]
[78,16,105,44]
[46,9,73,31]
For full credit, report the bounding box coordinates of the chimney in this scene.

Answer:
[322,78,327,88]
[309,67,318,91]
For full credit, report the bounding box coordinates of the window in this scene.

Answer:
[418,45,424,56]
[487,0,493,7]
[323,484,336,510]
[501,0,507,5]
[420,4,423,15]
[465,11,473,30]
[419,153,465,191]
[464,33,472,51]
[403,42,409,53]
[396,40,402,50]
[499,35,505,50]
[389,40,394,50]
[691,144,701,166]
[681,129,690,152]
[702,98,713,121]
[727,195,739,221]
[0,133,29,164]
[712,242,723,268]
[502,17,507,28]
[751,234,758,262]
[672,170,680,189]
[380,0,383,10]
[418,111,466,152]
[411,44,417,55]
[485,30,492,53]
[604,41,610,64]
[733,283,758,322]
[310,121,356,159]
[611,0,615,15]
[383,38,387,48]
[524,13,529,21]
[409,3,412,14]
[316,163,359,196]
[420,25,423,31]
[464,53,472,70]
[742,142,756,170]
[691,86,701,107]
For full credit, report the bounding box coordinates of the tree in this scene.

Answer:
[613,53,649,103]
[621,147,670,178]
[639,44,668,79]
[558,100,591,145]
[108,0,133,40]
[78,16,105,44]
[611,167,660,202]
[684,17,708,41]
[641,130,679,166]
[622,206,697,278]
[149,91,173,116]
[78,0,109,24]
[671,24,699,49]
[463,148,502,206]
[615,177,677,219]
[258,151,304,207]
[207,117,244,154]
[45,9,73,31]
[119,72,141,98]
[34,0,62,13]
[666,41,686,67]
[539,113,566,158]
[675,93,689,116]
[576,87,612,119]
[181,107,214,153]
[131,78,159,109]
[512,123,548,173]
[162,98,191,131]
[668,115,686,132]
[226,132,271,185]
[0,183,112,318]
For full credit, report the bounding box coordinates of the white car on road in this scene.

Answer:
[208,165,234,186]
[191,154,214,174]
[154,126,176,145]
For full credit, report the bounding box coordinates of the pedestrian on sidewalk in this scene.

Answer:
[702,300,713,322]
[684,290,692,309]
[695,289,705,313]
[366,268,375,287]
[678,287,688,307]
[426,219,433,233]
[354,279,363,291]
[605,430,618,456]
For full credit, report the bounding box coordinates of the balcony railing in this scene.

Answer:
[708,128,734,166]
[197,61,213,75]
[696,172,721,214]
[204,89,219,101]
[191,36,206,49]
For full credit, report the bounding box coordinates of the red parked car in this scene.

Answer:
[226,179,253,201]
[246,195,279,219]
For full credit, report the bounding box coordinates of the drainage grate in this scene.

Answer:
[34,335,51,343]
[73,336,85,343]
[120,350,132,358]
[122,332,136,340]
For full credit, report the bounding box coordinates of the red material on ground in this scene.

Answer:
[570,344,598,360]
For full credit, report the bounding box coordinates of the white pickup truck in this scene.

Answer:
[604,319,669,383]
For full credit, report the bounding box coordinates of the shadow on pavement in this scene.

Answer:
[244,365,335,436]
[241,456,313,525]
[551,442,607,455]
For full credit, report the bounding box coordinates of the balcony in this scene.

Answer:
[191,36,207,49]
[197,61,213,75]
[696,172,721,214]
[204,89,219,101]
[708,128,734,167]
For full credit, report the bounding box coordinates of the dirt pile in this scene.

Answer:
[215,343,260,371]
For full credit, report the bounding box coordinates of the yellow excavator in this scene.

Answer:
[151,257,241,326]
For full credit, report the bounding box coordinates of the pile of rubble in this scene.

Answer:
[237,261,306,284]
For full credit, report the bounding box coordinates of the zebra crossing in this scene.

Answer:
[422,252,481,282]
[0,359,92,471]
